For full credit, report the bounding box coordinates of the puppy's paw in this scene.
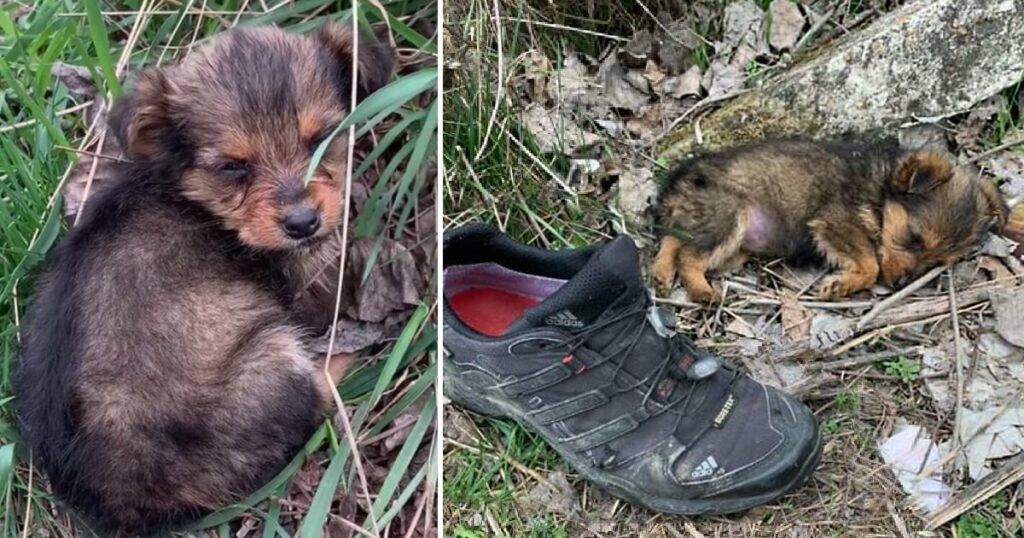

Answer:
[650,260,677,292]
[818,275,858,300]
[686,283,721,304]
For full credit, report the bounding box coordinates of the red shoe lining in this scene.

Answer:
[448,287,541,337]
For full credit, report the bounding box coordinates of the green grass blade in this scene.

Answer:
[366,396,435,524]
[82,0,121,97]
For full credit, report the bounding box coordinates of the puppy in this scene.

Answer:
[652,138,1007,303]
[14,24,392,534]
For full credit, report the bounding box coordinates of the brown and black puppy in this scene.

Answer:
[14,24,391,534]
[652,138,1007,303]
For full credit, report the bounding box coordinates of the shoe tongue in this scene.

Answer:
[505,235,642,333]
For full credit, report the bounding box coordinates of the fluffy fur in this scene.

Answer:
[652,138,1008,302]
[14,24,392,534]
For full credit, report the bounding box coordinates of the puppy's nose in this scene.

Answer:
[281,208,321,239]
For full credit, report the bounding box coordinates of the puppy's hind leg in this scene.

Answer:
[678,207,751,304]
[652,236,683,291]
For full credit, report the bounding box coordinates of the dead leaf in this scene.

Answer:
[722,0,767,64]
[344,237,426,323]
[702,59,745,100]
[620,29,654,69]
[519,104,601,155]
[768,0,805,51]
[979,256,1015,282]
[615,166,656,224]
[655,18,698,75]
[518,471,578,517]
[664,65,703,99]
[547,55,602,107]
[310,318,386,354]
[520,49,553,104]
[52,62,98,99]
[597,53,650,112]
[780,291,811,341]
[956,95,1007,148]
[643,60,667,94]
[809,313,854,350]
[991,289,1024,348]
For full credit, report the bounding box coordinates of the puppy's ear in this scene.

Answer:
[980,179,1009,232]
[317,22,394,101]
[893,151,954,194]
[107,69,172,159]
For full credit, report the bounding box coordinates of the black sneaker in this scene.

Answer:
[442,224,822,514]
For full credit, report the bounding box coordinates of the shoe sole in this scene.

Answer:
[444,365,823,515]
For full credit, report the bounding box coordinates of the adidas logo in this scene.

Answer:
[545,310,584,328]
[689,455,720,480]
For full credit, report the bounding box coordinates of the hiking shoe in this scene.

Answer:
[442,224,822,514]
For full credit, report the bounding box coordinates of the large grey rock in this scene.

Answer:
[660,0,1024,160]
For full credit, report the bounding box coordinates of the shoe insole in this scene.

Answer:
[448,288,540,337]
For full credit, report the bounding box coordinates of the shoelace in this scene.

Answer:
[534,294,737,415]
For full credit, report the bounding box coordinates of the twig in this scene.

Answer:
[808,347,921,372]
[793,4,839,53]
[497,17,629,42]
[966,136,1024,164]
[949,269,965,455]
[650,88,754,148]
[0,102,93,134]
[323,11,380,536]
[926,451,1024,530]
[856,265,947,330]
[472,0,504,162]
[20,458,32,538]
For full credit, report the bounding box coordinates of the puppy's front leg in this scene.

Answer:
[651,236,683,290]
[809,216,880,299]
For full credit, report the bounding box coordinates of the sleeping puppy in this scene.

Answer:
[14,24,391,534]
[652,138,1007,302]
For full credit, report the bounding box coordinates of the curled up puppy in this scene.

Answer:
[14,24,392,534]
[652,138,1008,303]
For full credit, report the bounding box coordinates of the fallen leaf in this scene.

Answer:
[809,313,854,350]
[518,471,578,517]
[597,53,650,112]
[520,49,553,104]
[52,62,98,100]
[726,318,756,338]
[991,289,1024,348]
[768,0,805,51]
[779,291,811,341]
[643,60,667,94]
[664,65,703,98]
[615,166,656,224]
[309,317,386,354]
[620,29,654,69]
[519,104,601,154]
[978,255,1015,282]
[959,406,1024,480]
[655,19,697,75]
[344,237,426,323]
[546,55,602,107]
[722,0,767,63]
[702,59,745,100]
[980,234,1019,258]
[956,96,1006,148]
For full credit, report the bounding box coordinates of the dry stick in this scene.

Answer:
[498,17,629,42]
[926,451,1024,530]
[856,265,947,331]
[0,102,93,133]
[471,0,503,162]
[498,122,577,200]
[808,347,921,372]
[72,131,106,227]
[20,458,32,538]
[949,269,966,455]
[322,8,380,537]
[965,136,1024,164]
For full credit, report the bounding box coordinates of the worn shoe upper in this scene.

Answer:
[443,224,821,513]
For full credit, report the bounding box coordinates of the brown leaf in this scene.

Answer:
[62,135,123,226]
[344,237,426,323]
[51,62,98,99]
[780,291,811,342]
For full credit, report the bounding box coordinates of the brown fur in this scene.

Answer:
[653,139,1008,302]
[14,24,392,535]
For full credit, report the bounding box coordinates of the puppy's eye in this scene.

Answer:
[218,160,250,179]
[310,126,340,151]
[906,231,924,251]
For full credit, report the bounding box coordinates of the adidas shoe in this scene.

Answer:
[442,224,822,515]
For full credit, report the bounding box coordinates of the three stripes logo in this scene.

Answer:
[689,455,720,480]
[545,310,584,328]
